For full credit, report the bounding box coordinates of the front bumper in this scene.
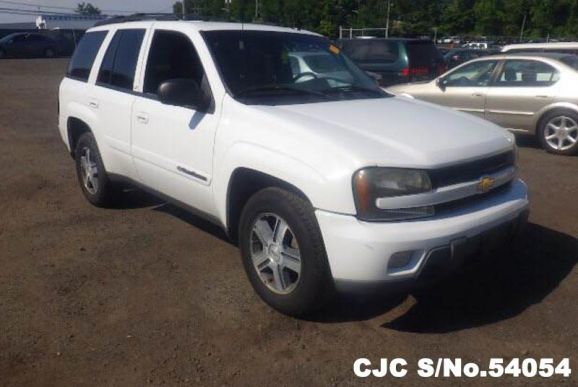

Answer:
[315,178,529,291]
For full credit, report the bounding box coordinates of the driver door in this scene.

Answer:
[131,29,218,213]
[428,60,498,118]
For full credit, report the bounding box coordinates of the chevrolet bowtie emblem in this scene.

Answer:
[478,176,495,193]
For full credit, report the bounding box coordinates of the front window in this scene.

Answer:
[444,60,497,87]
[202,30,387,105]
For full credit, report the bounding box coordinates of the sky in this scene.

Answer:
[0,0,176,24]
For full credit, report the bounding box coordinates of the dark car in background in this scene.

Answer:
[444,48,497,69]
[0,32,60,59]
[337,38,445,87]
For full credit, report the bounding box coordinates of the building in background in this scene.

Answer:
[35,14,106,30]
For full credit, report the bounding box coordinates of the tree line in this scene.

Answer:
[171,0,578,40]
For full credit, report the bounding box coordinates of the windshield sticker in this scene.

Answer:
[329,44,340,55]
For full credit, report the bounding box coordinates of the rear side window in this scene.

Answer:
[341,40,400,64]
[97,29,145,90]
[67,31,107,81]
[406,41,441,67]
[496,60,559,87]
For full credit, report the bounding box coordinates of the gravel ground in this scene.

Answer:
[0,59,576,386]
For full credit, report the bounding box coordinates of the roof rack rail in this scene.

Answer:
[94,13,180,27]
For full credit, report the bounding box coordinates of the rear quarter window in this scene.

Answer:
[341,40,400,64]
[406,41,441,66]
[67,31,107,82]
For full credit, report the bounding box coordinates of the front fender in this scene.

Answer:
[213,142,356,227]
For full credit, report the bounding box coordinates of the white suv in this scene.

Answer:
[59,19,529,316]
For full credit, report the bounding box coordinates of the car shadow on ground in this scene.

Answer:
[108,187,164,209]
[309,223,576,331]
[152,203,232,244]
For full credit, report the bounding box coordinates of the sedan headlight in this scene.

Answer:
[353,168,434,221]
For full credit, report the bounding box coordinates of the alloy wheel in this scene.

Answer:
[544,116,578,151]
[79,147,99,195]
[249,213,302,295]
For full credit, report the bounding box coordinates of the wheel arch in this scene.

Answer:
[535,103,578,136]
[67,117,93,159]
[225,167,313,243]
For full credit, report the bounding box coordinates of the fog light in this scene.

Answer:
[389,251,414,269]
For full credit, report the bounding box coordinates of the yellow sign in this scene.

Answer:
[329,44,340,55]
[478,176,495,193]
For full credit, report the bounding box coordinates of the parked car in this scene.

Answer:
[337,38,446,86]
[0,32,60,58]
[388,55,578,155]
[444,48,497,69]
[59,19,528,316]
[502,42,578,55]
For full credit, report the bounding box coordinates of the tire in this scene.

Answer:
[238,187,334,316]
[538,110,578,156]
[74,132,118,207]
[44,48,55,58]
[0,49,6,59]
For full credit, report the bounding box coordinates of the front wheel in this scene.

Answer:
[539,111,578,155]
[239,187,334,316]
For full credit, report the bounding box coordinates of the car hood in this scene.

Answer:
[255,96,514,169]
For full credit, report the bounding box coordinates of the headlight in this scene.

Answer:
[353,168,433,221]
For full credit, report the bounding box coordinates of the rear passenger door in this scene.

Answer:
[485,59,559,131]
[131,29,218,213]
[88,28,147,178]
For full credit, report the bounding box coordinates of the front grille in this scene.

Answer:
[434,181,512,215]
[429,151,515,189]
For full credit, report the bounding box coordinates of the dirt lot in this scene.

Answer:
[0,59,576,386]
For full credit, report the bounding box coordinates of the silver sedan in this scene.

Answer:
[388,55,578,155]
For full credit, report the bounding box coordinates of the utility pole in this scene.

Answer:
[519,12,527,42]
[385,0,392,38]
[255,0,260,20]
[182,0,186,19]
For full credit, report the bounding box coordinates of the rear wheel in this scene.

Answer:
[539,111,578,155]
[0,49,6,59]
[239,187,334,316]
[74,132,118,207]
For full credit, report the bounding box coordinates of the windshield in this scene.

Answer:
[0,33,20,43]
[202,30,387,105]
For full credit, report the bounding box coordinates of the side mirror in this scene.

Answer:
[436,77,447,91]
[158,79,205,110]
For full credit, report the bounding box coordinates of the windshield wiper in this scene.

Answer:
[236,85,328,98]
[322,85,386,96]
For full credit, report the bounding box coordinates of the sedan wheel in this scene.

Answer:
[544,116,578,152]
[540,112,578,155]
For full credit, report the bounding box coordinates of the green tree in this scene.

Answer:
[75,2,101,15]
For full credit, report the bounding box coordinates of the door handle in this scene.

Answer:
[535,95,550,99]
[472,93,484,97]
[136,113,149,124]
[88,98,99,109]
